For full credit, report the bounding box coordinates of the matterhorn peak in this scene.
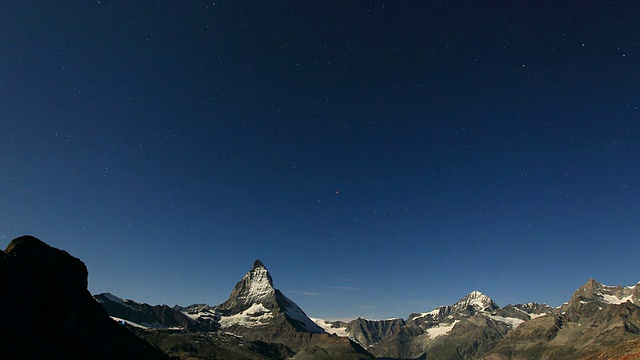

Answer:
[218,259,276,314]
[215,259,325,334]
[253,259,266,269]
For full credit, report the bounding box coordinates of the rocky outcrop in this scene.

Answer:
[346,317,406,347]
[0,235,169,359]
[485,278,640,360]
[578,337,640,360]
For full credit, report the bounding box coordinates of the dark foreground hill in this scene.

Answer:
[0,235,169,359]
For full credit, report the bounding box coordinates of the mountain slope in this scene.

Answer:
[578,337,640,360]
[485,278,640,360]
[94,292,219,331]
[0,235,169,359]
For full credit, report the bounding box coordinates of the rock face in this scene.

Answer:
[578,337,640,360]
[0,235,169,359]
[485,278,640,360]
[346,317,406,347]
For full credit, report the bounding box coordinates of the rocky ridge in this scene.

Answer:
[484,279,640,360]
[94,256,640,359]
[0,235,169,359]
[94,292,218,331]
[6,235,639,359]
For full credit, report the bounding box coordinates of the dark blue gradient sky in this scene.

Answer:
[2,1,639,319]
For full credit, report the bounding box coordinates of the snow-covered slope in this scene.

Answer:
[213,259,324,334]
[311,318,350,337]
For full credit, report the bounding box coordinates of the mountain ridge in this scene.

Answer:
[5,235,636,359]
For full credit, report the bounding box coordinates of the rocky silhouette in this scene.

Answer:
[0,235,168,359]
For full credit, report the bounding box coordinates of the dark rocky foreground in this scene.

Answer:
[0,235,169,359]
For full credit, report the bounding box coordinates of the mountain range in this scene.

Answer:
[2,235,639,359]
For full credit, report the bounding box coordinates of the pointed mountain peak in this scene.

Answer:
[453,290,498,313]
[573,278,603,298]
[253,259,266,269]
[468,290,486,298]
[216,260,324,334]
[570,278,639,307]
[218,259,275,314]
[586,278,602,286]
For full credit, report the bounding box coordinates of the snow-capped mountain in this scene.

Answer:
[210,259,372,358]
[315,290,558,360]
[213,259,324,334]
[91,256,640,360]
[451,289,499,314]
[486,278,640,360]
[408,290,499,324]
[566,278,639,308]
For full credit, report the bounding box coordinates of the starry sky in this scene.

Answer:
[2,1,639,320]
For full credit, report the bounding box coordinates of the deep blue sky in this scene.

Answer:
[2,1,639,319]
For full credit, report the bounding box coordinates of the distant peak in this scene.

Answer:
[462,290,490,301]
[453,290,498,312]
[253,259,266,269]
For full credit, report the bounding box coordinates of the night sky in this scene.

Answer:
[3,1,639,320]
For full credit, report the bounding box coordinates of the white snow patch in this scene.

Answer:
[219,303,273,328]
[311,318,349,337]
[281,294,324,333]
[182,311,200,321]
[224,332,243,338]
[110,316,182,330]
[426,320,458,338]
[487,315,525,328]
[600,293,634,305]
[110,316,147,329]
[239,267,274,302]
[103,293,125,303]
[414,309,441,320]
[467,291,490,308]
[529,312,547,319]
[101,293,140,311]
[557,302,569,309]
[182,309,218,322]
